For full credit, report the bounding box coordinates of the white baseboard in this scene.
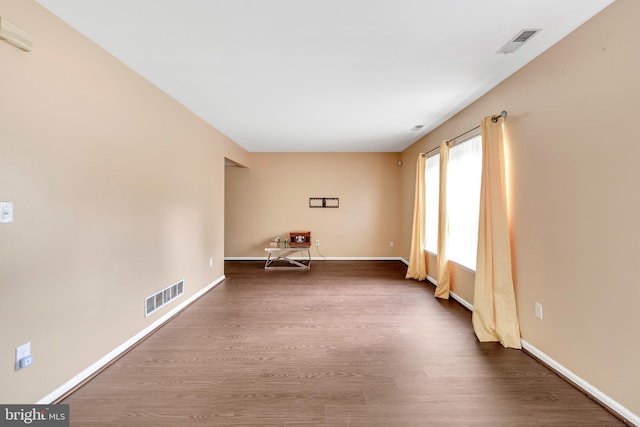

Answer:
[37,275,226,404]
[449,291,474,311]
[423,274,474,311]
[415,277,637,425]
[521,339,639,426]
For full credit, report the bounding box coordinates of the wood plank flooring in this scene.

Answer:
[62,261,624,426]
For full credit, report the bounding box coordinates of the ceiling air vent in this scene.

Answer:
[497,29,541,54]
[410,125,424,131]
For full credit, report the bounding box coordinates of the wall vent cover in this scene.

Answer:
[497,29,541,54]
[145,279,184,317]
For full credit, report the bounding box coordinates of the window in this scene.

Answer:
[447,134,482,269]
[424,153,440,254]
[422,135,482,269]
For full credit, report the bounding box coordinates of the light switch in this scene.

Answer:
[0,202,13,223]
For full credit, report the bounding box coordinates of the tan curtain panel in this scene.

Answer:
[472,116,521,349]
[405,154,427,280]
[434,140,450,299]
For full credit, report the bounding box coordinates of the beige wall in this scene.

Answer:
[225,152,402,258]
[0,0,248,403]
[3,0,638,417]
[401,0,639,415]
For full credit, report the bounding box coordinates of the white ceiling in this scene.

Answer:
[36,0,613,152]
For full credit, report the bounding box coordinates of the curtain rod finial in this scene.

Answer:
[491,110,508,122]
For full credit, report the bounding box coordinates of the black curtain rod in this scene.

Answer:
[445,110,507,145]
[421,110,508,157]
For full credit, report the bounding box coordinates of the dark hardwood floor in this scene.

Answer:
[62,261,624,426]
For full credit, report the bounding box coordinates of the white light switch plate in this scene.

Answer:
[0,202,14,223]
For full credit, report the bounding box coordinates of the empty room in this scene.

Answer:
[1,0,638,425]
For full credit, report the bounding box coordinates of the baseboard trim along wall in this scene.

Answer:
[428,280,638,425]
[520,339,639,426]
[37,275,226,404]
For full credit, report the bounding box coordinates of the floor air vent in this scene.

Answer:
[145,280,184,317]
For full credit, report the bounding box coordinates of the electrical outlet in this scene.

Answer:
[535,303,543,320]
[209,257,213,268]
[0,201,13,223]
[389,241,394,248]
[315,240,320,246]
[15,342,31,370]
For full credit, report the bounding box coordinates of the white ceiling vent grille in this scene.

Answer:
[497,29,541,54]
[145,279,184,317]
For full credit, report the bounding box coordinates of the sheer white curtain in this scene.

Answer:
[423,153,440,254]
[447,134,482,270]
